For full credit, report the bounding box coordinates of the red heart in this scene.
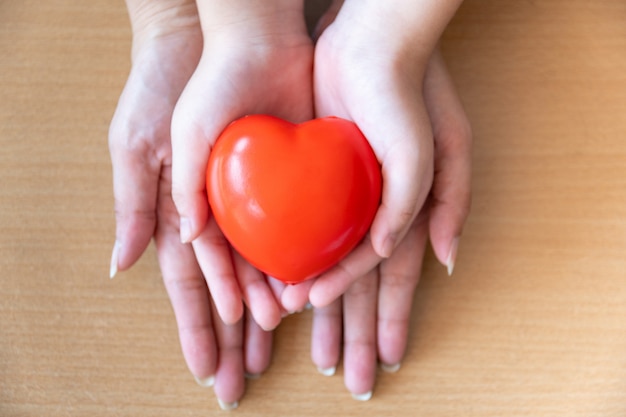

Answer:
[207,115,381,284]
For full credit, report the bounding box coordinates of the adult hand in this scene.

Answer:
[170,0,314,327]
[108,0,273,408]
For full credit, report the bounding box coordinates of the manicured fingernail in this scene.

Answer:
[245,372,261,380]
[317,365,336,376]
[217,398,239,411]
[180,217,192,243]
[380,234,396,258]
[352,391,373,401]
[194,374,215,387]
[446,237,460,276]
[380,362,401,373]
[109,240,120,279]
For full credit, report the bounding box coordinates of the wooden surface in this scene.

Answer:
[2,0,626,415]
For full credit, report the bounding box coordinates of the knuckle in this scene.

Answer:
[380,271,416,289]
[344,335,376,351]
[394,208,417,230]
[163,271,205,294]
[114,203,156,224]
[108,121,166,163]
[437,117,473,153]
[346,277,376,298]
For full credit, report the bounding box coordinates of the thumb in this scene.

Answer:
[360,87,435,259]
[108,118,160,278]
[170,62,235,244]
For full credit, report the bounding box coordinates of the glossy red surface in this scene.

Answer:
[207,115,381,284]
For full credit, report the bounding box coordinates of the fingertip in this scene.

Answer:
[221,302,245,327]
[308,285,329,309]
[212,295,245,327]
[257,308,281,332]
[445,236,460,276]
[174,196,209,244]
[369,205,410,260]
[109,240,120,279]
[194,374,215,387]
[375,233,396,259]
[309,284,340,309]
[351,391,373,402]
[428,205,466,274]
[217,398,239,411]
[280,281,313,313]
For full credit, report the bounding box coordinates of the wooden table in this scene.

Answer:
[2,1,626,415]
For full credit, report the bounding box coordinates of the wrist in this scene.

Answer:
[125,0,201,59]
[334,0,461,70]
[196,0,308,50]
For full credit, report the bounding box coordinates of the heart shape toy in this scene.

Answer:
[207,115,381,284]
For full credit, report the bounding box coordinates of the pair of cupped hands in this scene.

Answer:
[108,0,471,409]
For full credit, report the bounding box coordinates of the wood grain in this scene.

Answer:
[2,0,626,415]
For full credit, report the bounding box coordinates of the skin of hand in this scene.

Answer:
[283,0,472,399]
[170,0,314,328]
[282,0,468,310]
[108,0,274,409]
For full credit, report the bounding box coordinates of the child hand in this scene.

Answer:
[282,0,468,308]
[170,0,314,327]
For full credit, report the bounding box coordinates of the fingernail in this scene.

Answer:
[109,240,120,279]
[304,302,313,310]
[180,217,192,243]
[217,398,239,411]
[317,365,336,376]
[352,391,373,401]
[245,372,261,380]
[380,234,396,258]
[194,374,215,387]
[446,237,460,276]
[380,362,401,373]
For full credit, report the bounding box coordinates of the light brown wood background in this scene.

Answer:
[2,0,626,416]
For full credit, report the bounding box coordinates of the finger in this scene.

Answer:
[266,276,290,317]
[343,269,378,400]
[423,49,472,274]
[108,76,162,276]
[233,251,281,331]
[311,299,342,376]
[308,236,381,308]
[191,217,244,325]
[154,165,217,383]
[243,309,273,378]
[377,215,428,371]
[280,279,314,314]
[211,302,245,411]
